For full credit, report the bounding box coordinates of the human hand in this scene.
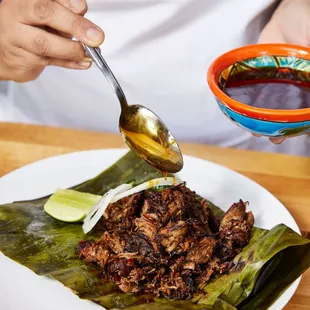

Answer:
[256,0,310,144]
[0,0,104,82]
[259,0,310,47]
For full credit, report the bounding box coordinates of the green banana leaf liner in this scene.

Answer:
[0,151,309,310]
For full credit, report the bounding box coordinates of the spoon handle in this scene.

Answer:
[83,45,128,109]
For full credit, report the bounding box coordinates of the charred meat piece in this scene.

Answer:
[141,191,170,226]
[97,193,143,232]
[107,258,130,277]
[186,237,216,264]
[134,214,157,241]
[157,220,187,253]
[158,274,194,300]
[220,200,254,228]
[118,277,140,293]
[216,242,242,262]
[201,200,220,233]
[78,184,254,300]
[167,189,186,219]
[120,232,158,263]
[219,200,254,248]
[177,237,197,253]
[135,233,156,258]
[78,240,110,268]
[183,261,196,270]
[187,218,212,237]
[100,231,125,254]
[196,258,232,287]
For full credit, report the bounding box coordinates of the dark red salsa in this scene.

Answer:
[225,81,310,110]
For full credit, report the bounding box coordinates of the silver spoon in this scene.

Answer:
[84,45,183,173]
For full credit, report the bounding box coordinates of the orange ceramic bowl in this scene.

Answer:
[207,44,310,123]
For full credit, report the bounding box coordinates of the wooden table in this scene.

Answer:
[0,122,309,309]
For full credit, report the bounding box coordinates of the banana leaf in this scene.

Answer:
[0,151,309,310]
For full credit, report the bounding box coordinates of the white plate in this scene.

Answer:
[0,149,301,310]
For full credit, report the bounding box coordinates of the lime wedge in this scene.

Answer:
[44,189,101,222]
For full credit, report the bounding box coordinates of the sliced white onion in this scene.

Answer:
[111,177,181,203]
[83,191,111,224]
[82,184,132,234]
[82,177,181,234]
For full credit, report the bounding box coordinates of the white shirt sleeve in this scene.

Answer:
[0,82,12,121]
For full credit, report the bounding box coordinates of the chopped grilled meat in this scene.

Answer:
[167,190,185,219]
[220,200,253,228]
[218,200,254,260]
[135,233,156,258]
[141,191,170,226]
[159,274,194,300]
[186,237,216,264]
[107,258,130,277]
[78,240,109,268]
[157,220,187,252]
[134,215,157,241]
[100,231,125,254]
[78,184,254,300]
[201,200,220,233]
[169,256,186,276]
[178,237,197,253]
[187,218,212,237]
[97,193,143,232]
[115,232,158,263]
[183,261,196,270]
[219,200,254,247]
[118,277,140,293]
[196,258,232,287]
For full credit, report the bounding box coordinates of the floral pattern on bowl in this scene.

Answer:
[218,55,310,91]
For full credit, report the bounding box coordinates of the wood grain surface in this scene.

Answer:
[0,122,309,309]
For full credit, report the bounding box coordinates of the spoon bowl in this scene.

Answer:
[119,104,183,173]
[84,45,183,173]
